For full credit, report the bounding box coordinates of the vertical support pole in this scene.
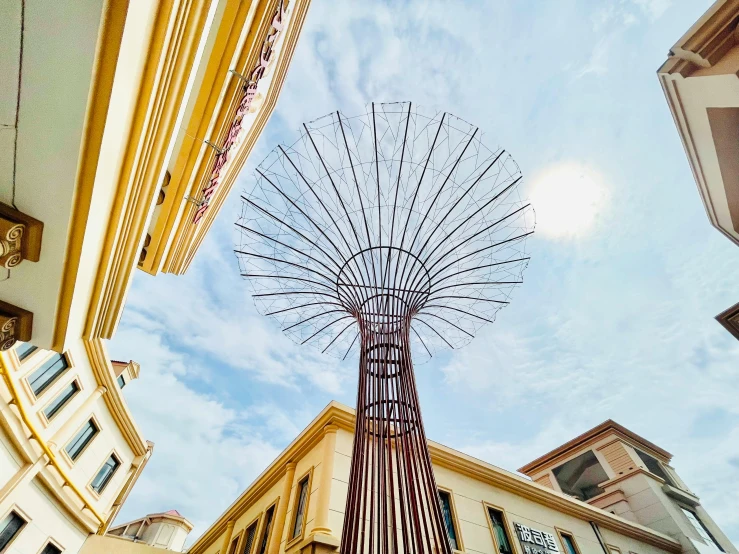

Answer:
[269,461,297,554]
[312,424,338,536]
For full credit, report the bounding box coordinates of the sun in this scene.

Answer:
[528,162,608,239]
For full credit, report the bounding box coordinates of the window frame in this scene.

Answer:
[680,507,725,552]
[117,375,126,389]
[61,415,101,464]
[36,538,64,554]
[286,467,313,549]
[22,351,74,401]
[38,376,83,426]
[483,502,519,554]
[438,486,464,552]
[607,545,622,554]
[87,450,123,496]
[13,342,37,363]
[555,528,582,554]
[0,505,30,554]
[256,499,279,554]
[227,529,243,554]
[240,514,261,554]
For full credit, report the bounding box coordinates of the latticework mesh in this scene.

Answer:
[236,102,534,362]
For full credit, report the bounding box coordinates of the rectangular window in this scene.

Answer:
[488,508,512,554]
[438,490,459,550]
[28,354,69,397]
[258,505,275,554]
[40,543,62,554]
[43,381,80,421]
[91,454,121,493]
[65,419,98,461]
[560,533,579,554]
[227,535,240,554]
[15,343,36,361]
[681,509,724,552]
[635,449,674,486]
[0,511,26,552]
[243,522,258,554]
[291,476,310,539]
[117,375,126,389]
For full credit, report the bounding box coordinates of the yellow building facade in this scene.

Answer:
[188,402,736,554]
[0,0,310,552]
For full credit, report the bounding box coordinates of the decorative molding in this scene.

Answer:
[187,403,682,554]
[0,202,43,268]
[83,338,147,456]
[715,301,739,340]
[51,0,130,351]
[161,0,313,275]
[0,300,33,351]
[84,0,214,341]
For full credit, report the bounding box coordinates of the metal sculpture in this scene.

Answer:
[236,102,534,554]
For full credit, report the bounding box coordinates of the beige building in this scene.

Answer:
[0,0,310,552]
[657,0,739,340]
[107,509,194,552]
[188,402,735,554]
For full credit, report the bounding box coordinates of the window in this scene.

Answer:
[438,490,459,550]
[488,508,512,554]
[243,521,258,554]
[552,451,608,501]
[43,381,80,420]
[65,419,98,461]
[681,508,724,552]
[0,511,26,552]
[258,505,275,554]
[634,449,674,486]
[91,454,121,493]
[291,476,310,540]
[560,532,579,554]
[28,354,69,397]
[40,543,62,554]
[14,343,36,361]
[117,375,126,389]
[227,535,240,554]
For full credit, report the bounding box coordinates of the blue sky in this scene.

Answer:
[109,0,739,545]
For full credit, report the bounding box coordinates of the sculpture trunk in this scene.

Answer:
[341,318,452,554]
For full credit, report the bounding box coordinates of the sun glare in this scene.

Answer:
[529,162,608,239]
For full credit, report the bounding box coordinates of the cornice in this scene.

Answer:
[52,0,130,351]
[84,338,147,456]
[187,403,681,554]
[657,0,739,77]
[165,0,313,275]
[518,420,671,475]
[85,0,214,340]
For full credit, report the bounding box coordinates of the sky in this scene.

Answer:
[108,0,739,546]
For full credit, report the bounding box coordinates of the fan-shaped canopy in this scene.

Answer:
[236,102,534,361]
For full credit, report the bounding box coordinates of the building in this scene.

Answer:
[657,0,739,340]
[106,509,194,552]
[188,402,736,554]
[0,0,311,552]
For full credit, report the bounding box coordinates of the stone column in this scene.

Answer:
[47,385,106,450]
[268,461,297,554]
[312,424,338,536]
[221,520,235,554]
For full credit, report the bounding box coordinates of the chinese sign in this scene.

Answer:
[514,523,560,554]
[193,0,289,224]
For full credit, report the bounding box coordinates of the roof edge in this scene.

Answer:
[517,420,672,475]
